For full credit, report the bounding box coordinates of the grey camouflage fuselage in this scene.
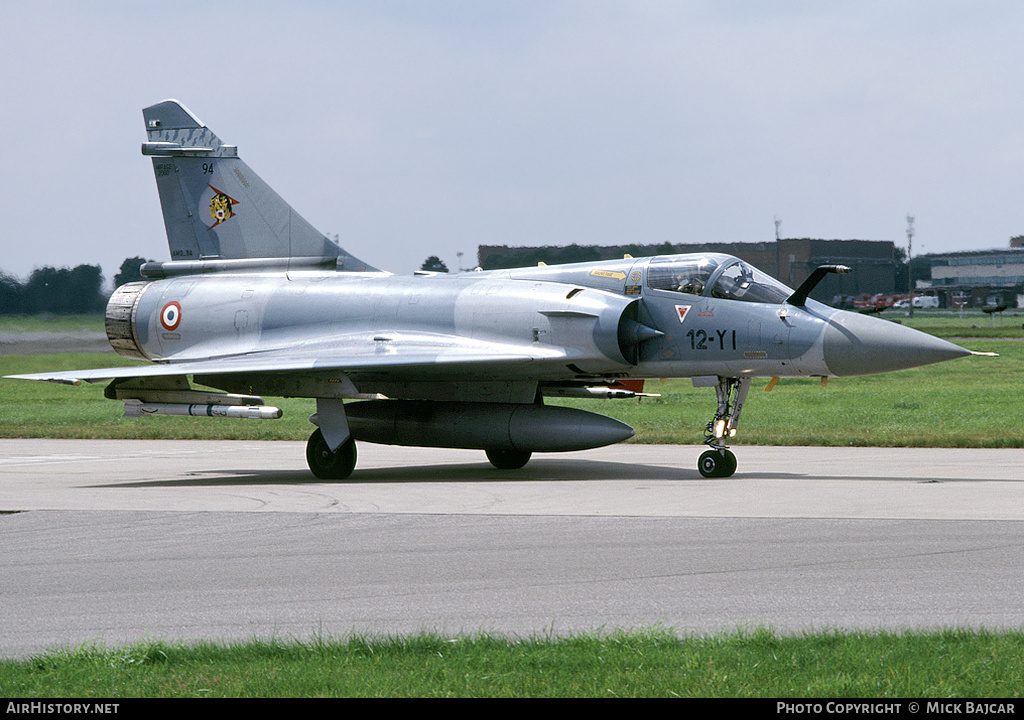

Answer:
[7,100,980,479]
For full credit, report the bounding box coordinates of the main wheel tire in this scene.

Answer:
[698,449,737,478]
[485,448,532,470]
[306,429,357,480]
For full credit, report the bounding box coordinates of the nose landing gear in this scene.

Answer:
[698,447,737,478]
[698,377,748,478]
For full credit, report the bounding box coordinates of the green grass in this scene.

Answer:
[578,338,1018,447]
[0,323,1019,446]
[560,312,1022,447]
[892,308,1024,339]
[0,353,313,440]
[2,629,1022,698]
[2,315,1022,698]
[0,313,106,333]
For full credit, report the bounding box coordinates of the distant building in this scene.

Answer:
[478,238,899,304]
[772,239,897,301]
[923,246,1024,308]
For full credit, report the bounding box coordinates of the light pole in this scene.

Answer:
[906,214,915,318]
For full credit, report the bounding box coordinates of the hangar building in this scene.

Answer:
[478,238,898,305]
[923,246,1024,309]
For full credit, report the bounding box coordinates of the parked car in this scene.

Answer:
[894,296,939,309]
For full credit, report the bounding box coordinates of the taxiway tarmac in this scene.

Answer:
[2,439,1023,658]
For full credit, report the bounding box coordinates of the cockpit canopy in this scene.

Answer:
[646,254,793,304]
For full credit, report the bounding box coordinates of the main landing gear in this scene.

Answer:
[305,429,534,479]
[485,448,532,470]
[697,377,749,478]
[306,428,357,480]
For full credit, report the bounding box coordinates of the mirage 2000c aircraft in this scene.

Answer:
[6,100,989,479]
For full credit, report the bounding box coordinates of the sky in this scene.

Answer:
[3,0,1024,284]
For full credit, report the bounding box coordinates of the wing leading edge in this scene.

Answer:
[5,334,563,385]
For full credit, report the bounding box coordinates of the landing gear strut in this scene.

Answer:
[306,428,357,480]
[698,377,749,478]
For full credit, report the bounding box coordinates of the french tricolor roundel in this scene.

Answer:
[160,301,182,331]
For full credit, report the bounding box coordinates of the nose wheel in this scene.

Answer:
[698,448,737,478]
[697,376,748,478]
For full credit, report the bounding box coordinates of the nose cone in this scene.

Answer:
[823,311,971,377]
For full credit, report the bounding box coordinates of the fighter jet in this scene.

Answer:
[6,100,988,479]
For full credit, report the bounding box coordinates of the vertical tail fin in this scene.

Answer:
[141,100,376,272]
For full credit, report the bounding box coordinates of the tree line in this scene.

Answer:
[3,246,928,315]
[0,257,148,315]
[2,255,455,313]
